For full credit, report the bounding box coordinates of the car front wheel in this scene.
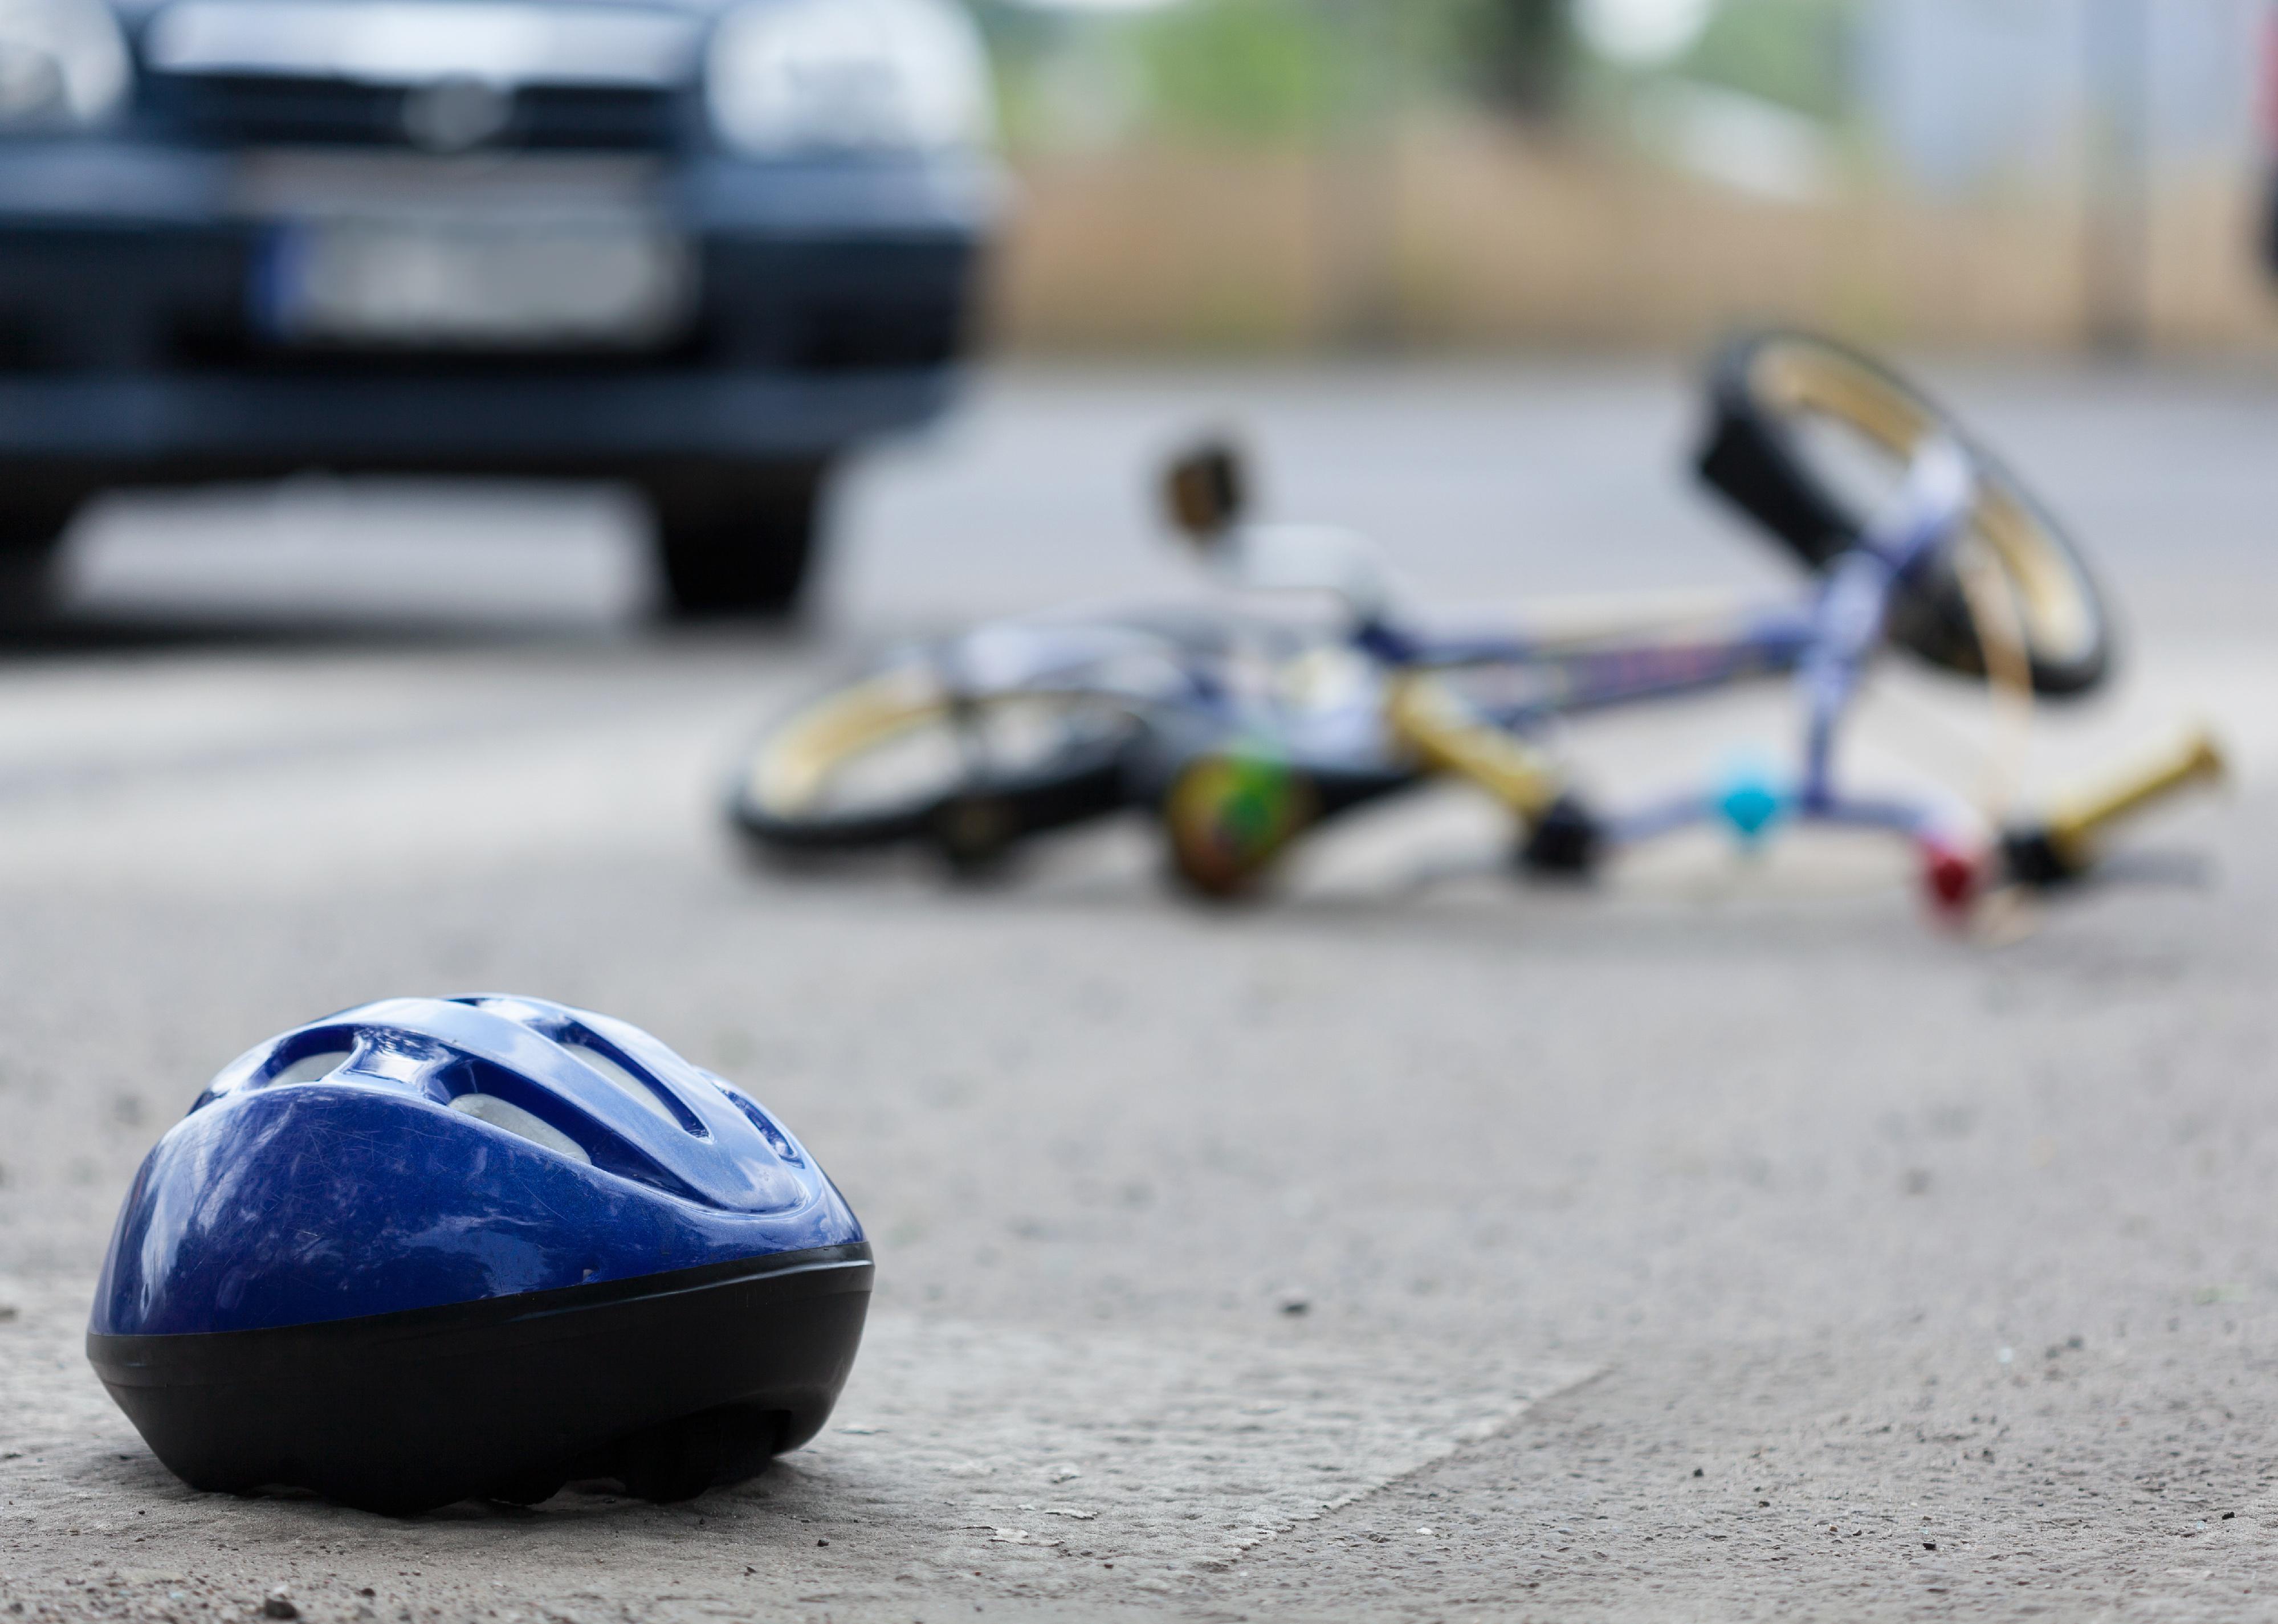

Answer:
[646,460,830,621]
[0,488,83,625]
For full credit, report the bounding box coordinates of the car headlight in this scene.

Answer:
[707,0,992,157]
[0,0,128,128]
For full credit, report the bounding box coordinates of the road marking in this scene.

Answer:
[796,1312,1595,1592]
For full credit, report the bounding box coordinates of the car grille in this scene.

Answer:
[141,72,686,151]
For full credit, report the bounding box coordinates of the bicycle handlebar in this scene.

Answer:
[2004,728,2227,886]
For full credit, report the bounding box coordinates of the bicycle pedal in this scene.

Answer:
[2006,726,2226,888]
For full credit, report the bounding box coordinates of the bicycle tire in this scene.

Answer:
[728,667,1139,867]
[1697,330,2113,697]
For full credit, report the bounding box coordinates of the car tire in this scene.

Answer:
[0,492,81,625]
[647,460,828,621]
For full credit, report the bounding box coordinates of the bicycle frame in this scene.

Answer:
[1177,440,1987,876]
[761,430,2215,908]
[1268,432,2214,906]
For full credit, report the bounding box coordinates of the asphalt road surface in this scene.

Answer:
[2,360,2275,1623]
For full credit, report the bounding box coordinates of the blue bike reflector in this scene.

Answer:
[1715,760,1787,842]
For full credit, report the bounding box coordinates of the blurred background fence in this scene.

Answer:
[973,0,2278,356]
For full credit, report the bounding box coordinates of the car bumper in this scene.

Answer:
[0,140,995,468]
[0,369,960,471]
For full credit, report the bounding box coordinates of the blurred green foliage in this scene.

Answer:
[974,0,1523,146]
[1676,0,1855,120]
[971,0,1854,149]
[1461,0,1575,118]
[1129,0,1350,140]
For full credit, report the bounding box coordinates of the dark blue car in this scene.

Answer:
[0,0,999,615]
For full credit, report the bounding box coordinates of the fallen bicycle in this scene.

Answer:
[730,332,2222,921]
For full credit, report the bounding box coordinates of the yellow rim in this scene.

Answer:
[744,668,951,819]
[1750,341,2096,663]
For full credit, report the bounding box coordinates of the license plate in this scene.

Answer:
[255,214,693,349]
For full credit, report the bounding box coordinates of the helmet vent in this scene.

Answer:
[712,1080,804,1166]
[449,1093,592,1164]
[565,1041,688,1130]
[270,1049,353,1087]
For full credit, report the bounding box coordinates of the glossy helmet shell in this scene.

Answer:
[86,995,871,1514]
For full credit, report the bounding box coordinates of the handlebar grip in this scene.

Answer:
[1387,675,1564,820]
[2007,727,2226,883]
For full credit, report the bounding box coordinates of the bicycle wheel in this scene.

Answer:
[729,665,1139,869]
[1697,330,2113,697]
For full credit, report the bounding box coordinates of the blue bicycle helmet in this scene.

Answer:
[85,995,870,1514]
